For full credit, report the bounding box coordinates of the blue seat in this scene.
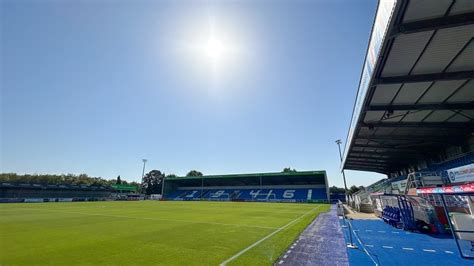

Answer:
[165,188,328,202]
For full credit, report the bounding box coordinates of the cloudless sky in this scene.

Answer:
[1,0,386,187]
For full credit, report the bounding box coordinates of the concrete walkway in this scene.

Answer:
[277,205,349,266]
[343,205,379,220]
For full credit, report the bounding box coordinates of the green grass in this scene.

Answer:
[0,201,329,265]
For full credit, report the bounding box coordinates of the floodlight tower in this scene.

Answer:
[335,140,349,193]
[335,139,357,249]
[141,159,148,179]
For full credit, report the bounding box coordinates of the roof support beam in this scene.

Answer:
[367,103,474,111]
[356,135,466,144]
[348,156,418,162]
[344,166,388,174]
[345,163,388,171]
[349,151,423,159]
[346,159,413,167]
[345,163,389,170]
[352,144,427,153]
[346,159,393,167]
[347,158,393,163]
[344,163,393,172]
[345,163,388,169]
[361,122,473,129]
[373,70,474,85]
[348,156,392,160]
[350,150,424,157]
[390,12,474,36]
[346,166,389,172]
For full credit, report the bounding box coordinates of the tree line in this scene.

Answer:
[0,173,123,186]
[329,185,364,195]
[0,169,204,195]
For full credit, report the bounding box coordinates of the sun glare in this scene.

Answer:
[205,37,225,60]
[172,13,250,85]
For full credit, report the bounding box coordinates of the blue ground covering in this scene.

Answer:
[340,218,473,266]
[279,205,348,265]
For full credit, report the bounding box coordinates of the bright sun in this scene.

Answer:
[176,16,243,76]
[205,37,225,60]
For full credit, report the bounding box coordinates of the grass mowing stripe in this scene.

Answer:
[1,202,326,265]
[15,207,278,230]
[219,205,321,266]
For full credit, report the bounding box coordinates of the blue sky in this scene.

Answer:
[1,0,386,187]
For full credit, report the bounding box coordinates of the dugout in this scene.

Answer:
[417,185,474,258]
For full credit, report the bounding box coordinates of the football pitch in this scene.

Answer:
[0,201,329,265]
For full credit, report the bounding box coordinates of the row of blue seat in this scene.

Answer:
[165,188,327,202]
[382,206,401,227]
[389,153,473,184]
[434,153,473,172]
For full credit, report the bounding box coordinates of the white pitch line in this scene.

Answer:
[220,206,321,266]
[445,251,453,254]
[348,220,379,266]
[365,244,374,247]
[378,231,386,233]
[382,246,393,249]
[402,247,414,251]
[391,231,399,234]
[17,208,277,230]
[423,249,436,252]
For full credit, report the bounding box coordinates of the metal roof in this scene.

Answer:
[166,170,327,181]
[342,0,474,174]
[165,171,328,187]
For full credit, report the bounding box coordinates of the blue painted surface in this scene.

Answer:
[280,205,349,265]
[340,219,473,266]
[166,188,328,202]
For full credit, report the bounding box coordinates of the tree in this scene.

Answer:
[166,174,177,178]
[129,181,140,187]
[116,175,122,185]
[186,170,203,177]
[348,185,364,195]
[282,167,297,173]
[141,170,165,195]
[0,173,113,186]
[329,186,345,194]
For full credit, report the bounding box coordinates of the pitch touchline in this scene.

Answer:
[349,220,379,266]
[16,208,277,230]
[219,206,322,266]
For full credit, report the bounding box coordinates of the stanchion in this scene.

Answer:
[338,200,357,249]
[346,220,358,249]
[338,201,348,228]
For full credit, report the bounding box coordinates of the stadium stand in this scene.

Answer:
[0,183,115,203]
[163,171,329,203]
[337,0,474,260]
